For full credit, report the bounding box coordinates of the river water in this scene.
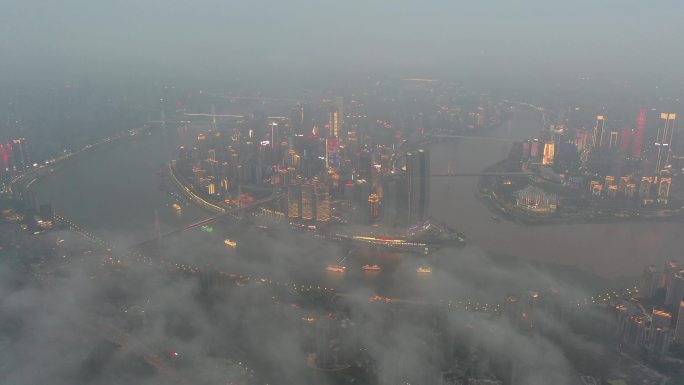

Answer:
[33,109,684,280]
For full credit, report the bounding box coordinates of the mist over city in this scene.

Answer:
[2,1,684,385]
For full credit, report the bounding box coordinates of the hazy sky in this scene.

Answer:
[2,0,683,85]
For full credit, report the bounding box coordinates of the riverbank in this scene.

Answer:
[478,159,684,226]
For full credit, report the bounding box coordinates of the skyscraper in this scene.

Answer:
[406,149,429,225]
[632,108,647,158]
[593,116,606,148]
[639,265,660,299]
[655,113,676,172]
[329,109,340,138]
[11,138,29,171]
[675,301,684,344]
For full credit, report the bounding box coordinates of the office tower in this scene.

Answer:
[315,183,330,222]
[329,109,340,138]
[325,138,339,169]
[368,193,380,222]
[301,182,314,221]
[663,260,682,288]
[632,108,647,158]
[335,96,344,125]
[608,131,619,148]
[665,270,684,307]
[640,265,660,299]
[658,175,672,204]
[648,327,673,364]
[530,139,541,158]
[655,113,676,172]
[11,138,29,171]
[0,144,9,173]
[652,309,672,329]
[382,174,406,227]
[593,115,606,148]
[575,130,591,152]
[287,182,301,218]
[619,128,632,153]
[675,301,684,344]
[542,142,555,165]
[406,149,429,225]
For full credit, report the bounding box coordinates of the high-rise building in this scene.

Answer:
[406,149,429,225]
[315,183,330,222]
[632,108,648,157]
[648,327,673,364]
[640,265,660,299]
[335,96,344,126]
[663,260,682,288]
[665,269,684,307]
[608,131,619,148]
[329,110,340,138]
[301,182,314,221]
[658,175,672,204]
[593,116,606,148]
[674,301,684,344]
[11,138,29,171]
[542,142,555,165]
[619,128,632,153]
[287,183,301,218]
[368,193,380,222]
[651,308,672,330]
[655,113,676,172]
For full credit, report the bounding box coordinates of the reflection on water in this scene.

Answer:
[32,109,684,282]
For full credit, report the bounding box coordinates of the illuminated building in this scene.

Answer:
[663,260,682,289]
[658,175,672,204]
[325,137,339,169]
[632,108,647,158]
[665,269,684,307]
[315,183,330,222]
[675,301,684,344]
[220,177,230,193]
[608,131,619,148]
[648,327,673,364]
[655,113,676,172]
[11,138,28,171]
[639,176,654,203]
[619,128,632,153]
[0,144,9,173]
[625,183,637,198]
[590,181,603,197]
[301,183,314,220]
[207,183,215,195]
[197,133,208,161]
[651,309,672,331]
[368,193,380,222]
[335,96,344,126]
[640,265,660,299]
[329,110,340,138]
[407,149,429,225]
[516,185,557,213]
[575,130,591,152]
[287,183,301,218]
[542,142,555,165]
[529,139,541,158]
[593,115,606,147]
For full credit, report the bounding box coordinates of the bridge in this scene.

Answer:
[130,192,282,250]
[431,172,532,177]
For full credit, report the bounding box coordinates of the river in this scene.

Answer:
[33,108,684,280]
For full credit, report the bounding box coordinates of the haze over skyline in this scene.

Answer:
[2,0,684,87]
